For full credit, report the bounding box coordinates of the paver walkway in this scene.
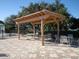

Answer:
[0,36,79,59]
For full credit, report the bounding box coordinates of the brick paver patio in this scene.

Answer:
[0,36,79,59]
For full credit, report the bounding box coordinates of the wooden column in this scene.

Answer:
[41,19,44,46]
[57,21,60,43]
[17,24,20,40]
[33,24,35,39]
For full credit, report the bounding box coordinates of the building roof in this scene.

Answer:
[0,20,4,24]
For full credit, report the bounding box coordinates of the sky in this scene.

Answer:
[0,0,79,21]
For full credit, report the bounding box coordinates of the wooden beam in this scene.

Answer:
[17,24,20,40]
[31,21,41,24]
[15,15,49,24]
[41,19,44,46]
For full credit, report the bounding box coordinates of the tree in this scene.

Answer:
[5,1,71,35]
[69,17,79,29]
[5,15,17,33]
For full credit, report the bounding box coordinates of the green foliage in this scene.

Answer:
[5,15,17,33]
[69,17,79,29]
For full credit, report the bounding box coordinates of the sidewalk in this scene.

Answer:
[0,37,79,59]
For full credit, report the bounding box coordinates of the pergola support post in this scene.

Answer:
[33,24,35,39]
[17,24,20,40]
[57,22,60,43]
[41,19,44,46]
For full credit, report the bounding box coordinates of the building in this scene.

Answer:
[0,20,5,33]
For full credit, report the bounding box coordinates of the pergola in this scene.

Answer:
[15,9,65,46]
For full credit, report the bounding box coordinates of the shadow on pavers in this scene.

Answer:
[0,53,9,59]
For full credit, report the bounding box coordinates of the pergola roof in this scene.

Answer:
[15,9,65,24]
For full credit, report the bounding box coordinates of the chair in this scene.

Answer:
[60,35,69,44]
[67,34,73,45]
